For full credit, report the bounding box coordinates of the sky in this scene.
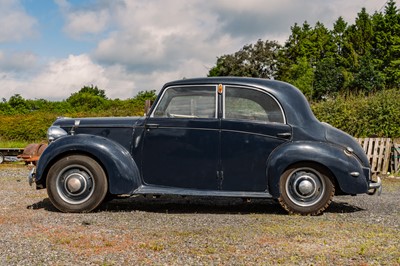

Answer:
[0,0,395,101]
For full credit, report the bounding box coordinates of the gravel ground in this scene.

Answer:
[0,165,399,265]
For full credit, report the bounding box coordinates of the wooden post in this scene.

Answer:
[144,100,152,115]
[391,143,400,173]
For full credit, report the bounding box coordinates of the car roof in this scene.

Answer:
[163,77,319,126]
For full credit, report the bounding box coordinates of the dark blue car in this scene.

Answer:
[29,77,381,215]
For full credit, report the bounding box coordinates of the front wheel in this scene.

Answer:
[46,155,108,213]
[278,163,334,215]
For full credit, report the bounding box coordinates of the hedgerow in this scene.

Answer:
[312,89,400,138]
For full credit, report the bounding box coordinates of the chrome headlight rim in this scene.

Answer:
[47,126,67,143]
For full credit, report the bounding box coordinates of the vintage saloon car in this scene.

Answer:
[29,77,381,215]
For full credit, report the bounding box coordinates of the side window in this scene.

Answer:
[225,86,284,123]
[152,86,216,118]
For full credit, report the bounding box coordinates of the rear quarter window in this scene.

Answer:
[224,86,285,123]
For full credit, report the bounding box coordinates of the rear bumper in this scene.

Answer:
[368,176,382,196]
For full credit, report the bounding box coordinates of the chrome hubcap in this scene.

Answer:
[286,168,325,207]
[56,165,95,205]
[297,178,315,196]
[65,173,87,195]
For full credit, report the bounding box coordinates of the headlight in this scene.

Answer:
[47,126,67,142]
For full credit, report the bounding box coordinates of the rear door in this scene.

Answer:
[141,85,220,190]
[220,85,291,192]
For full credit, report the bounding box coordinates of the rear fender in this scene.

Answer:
[267,142,369,197]
[35,134,141,195]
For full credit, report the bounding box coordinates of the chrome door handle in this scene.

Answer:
[145,123,159,129]
[277,132,291,139]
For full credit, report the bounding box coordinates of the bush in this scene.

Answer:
[312,89,400,137]
[0,112,57,142]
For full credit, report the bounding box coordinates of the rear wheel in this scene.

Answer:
[0,152,4,164]
[278,163,334,215]
[46,155,108,213]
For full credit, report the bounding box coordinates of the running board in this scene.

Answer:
[133,185,273,198]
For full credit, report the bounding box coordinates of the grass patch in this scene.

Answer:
[0,140,31,148]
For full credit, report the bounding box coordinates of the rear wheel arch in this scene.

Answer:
[266,142,345,198]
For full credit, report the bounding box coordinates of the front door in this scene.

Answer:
[141,85,220,190]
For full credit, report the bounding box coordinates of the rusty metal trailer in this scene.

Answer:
[0,148,24,164]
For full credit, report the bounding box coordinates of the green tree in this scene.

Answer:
[75,85,107,99]
[313,57,344,99]
[286,57,315,99]
[66,85,107,112]
[277,21,337,99]
[372,0,400,88]
[352,53,385,92]
[0,102,13,115]
[133,90,157,103]
[276,22,312,81]
[332,16,348,56]
[349,8,373,57]
[208,39,281,79]
[8,94,30,114]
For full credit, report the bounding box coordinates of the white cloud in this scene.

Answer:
[0,0,37,42]
[0,54,139,100]
[56,0,121,39]
[0,0,395,102]
[0,51,38,71]
[92,0,242,73]
[29,54,133,100]
[64,9,111,38]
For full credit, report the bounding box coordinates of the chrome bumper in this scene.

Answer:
[28,167,36,186]
[368,176,382,196]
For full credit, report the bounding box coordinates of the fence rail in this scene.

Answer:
[391,144,400,173]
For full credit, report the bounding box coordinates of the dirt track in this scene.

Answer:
[0,165,399,265]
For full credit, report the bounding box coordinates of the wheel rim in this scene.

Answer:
[0,153,4,164]
[285,167,326,207]
[56,164,95,205]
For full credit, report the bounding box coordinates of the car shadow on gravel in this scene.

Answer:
[27,198,59,212]
[100,197,287,215]
[326,201,365,213]
[27,196,365,215]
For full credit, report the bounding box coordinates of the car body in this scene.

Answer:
[29,77,381,215]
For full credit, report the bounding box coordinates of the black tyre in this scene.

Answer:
[46,155,108,213]
[278,163,334,215]
[0,152,4,164]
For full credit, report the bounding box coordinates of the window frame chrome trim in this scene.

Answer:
[222,84,287,124]
[150,84,218,119]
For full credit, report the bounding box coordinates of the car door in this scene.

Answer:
[141,85,220,190]
[220,85,291,192]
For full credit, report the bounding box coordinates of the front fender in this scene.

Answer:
[267,141,369,197]
[35,134,141,194]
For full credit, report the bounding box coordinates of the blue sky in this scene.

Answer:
[22,0,90,57]
[0,0,394,101]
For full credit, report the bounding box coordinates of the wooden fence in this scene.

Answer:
[391,143,400,173]
[356,138,392,175]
